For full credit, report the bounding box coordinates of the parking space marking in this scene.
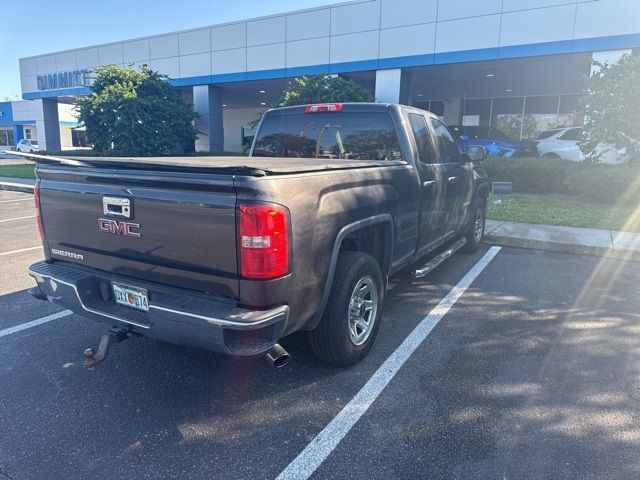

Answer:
[0,215,36,223]
[0,198,32,204]
[276,246,502,480]
[0,246,43,257]
[0,310,72,338]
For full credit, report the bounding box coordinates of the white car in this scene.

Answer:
[536,127,625,164]
[16,139,39,153]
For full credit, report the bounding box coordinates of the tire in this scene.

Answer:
[542,153,561,160]
[462,199,486,253]
[309,251,385,366]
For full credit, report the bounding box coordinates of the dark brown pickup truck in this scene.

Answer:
[22,103,490,367]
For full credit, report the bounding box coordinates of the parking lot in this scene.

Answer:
[1,188,640,480]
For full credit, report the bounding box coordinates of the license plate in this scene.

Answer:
[112,283,149,312]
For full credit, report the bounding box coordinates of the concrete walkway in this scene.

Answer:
[486,219,640,260]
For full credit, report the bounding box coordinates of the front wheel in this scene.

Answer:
[462,200,486,252]
[308,251,384,366]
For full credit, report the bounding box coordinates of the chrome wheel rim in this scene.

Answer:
[348,276,378,346]
[473,208,484,243]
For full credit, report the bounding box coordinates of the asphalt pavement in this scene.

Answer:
[1,188,639,480]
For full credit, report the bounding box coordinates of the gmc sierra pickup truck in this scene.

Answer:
[20,103,490,367]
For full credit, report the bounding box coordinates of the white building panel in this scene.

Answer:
[36,55,56,74]
[247,43,286,71]
[500,4,576,46]
[379,23,436,58]
[331,1,380,35]
[123,39,150,63]
[286,37,330,68]
[503,0,576,12]
[247,17,286,46]
[21,76,38,93]
[149,34,179,59]
[330,30,380,63]
[286,8,331,41]
[179,52,211,77]
[76,48,100,69]
[212,23,247,51]
[179,28,211,56]
[148,57,180,78]
[435,15,501,53]
[212,48,247,75]
[98,44,124,65]
[55,52,77,71]
[19,58,37,77]
[437,0,502,22]
[380,0,437,28]
[574,0,640,39]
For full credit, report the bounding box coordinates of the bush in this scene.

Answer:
[483,157,576,194]
[484,156,640,204]
[565,165,640,204]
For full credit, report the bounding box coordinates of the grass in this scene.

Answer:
[488,193,640,232]
[0,164,36,179]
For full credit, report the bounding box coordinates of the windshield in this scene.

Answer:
[253,112,403,160]
[537,130,559,140]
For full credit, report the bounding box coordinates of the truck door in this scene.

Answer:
[407,112,448,252]
[428,118,474,235]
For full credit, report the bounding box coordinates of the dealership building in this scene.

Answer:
[10,0,640,152]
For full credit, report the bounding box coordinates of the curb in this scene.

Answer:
[485,232,640,262]
[0,181,34,194]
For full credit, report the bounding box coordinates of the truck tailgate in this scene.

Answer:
[38,165,239,299]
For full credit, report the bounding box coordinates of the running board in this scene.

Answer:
[413,238,467,278]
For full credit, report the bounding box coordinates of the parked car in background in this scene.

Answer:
[16,139,39,153]
[536,127,626,164]
[449,125,538,158]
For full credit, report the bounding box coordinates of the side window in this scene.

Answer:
[429,118,461,163]
[408,113,434,164]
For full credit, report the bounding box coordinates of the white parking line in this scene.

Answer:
[276,246,502,480]
[0,198,32,204]
[0,310,72,338]
[0,215,36,223]
[0,246,43,257]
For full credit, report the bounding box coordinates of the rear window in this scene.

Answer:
[253,112,403,161]
[537,130,559,140]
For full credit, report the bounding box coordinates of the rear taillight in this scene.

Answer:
[304,103,343,113]
[238,203,289,279]
[34,184,44,240]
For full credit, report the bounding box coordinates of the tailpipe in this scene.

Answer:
[265,343,291,368]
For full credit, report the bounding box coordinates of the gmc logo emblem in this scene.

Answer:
[98,218,141,238]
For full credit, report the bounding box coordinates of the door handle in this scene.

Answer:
[423,180,436,188]
[448,176,460,183]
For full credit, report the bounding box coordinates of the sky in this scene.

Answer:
[0,0,347,100]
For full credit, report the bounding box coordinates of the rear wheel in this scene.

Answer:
[309,251,384,366]
[542,153,561,160]
[462,200,486,252]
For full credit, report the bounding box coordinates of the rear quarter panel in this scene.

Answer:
[235,163,420,333]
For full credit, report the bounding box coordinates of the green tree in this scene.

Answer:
[77,65,198,156]
[276,75,373,107]
[579,51,640,162]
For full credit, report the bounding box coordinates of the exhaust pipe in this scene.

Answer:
[265,343,291,368]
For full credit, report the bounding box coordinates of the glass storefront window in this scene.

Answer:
[491,97,524,140]
[0,129,13,146]
[522,95,560,140]
[558,94,583,127]
[463,99,492,127]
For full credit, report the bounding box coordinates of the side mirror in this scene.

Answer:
[466,145,487,162]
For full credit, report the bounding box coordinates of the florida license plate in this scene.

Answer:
[112,283,149,312]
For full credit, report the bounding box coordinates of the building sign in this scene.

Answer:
[36,69,91,91]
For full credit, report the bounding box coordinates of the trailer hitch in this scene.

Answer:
[83,328,138,370]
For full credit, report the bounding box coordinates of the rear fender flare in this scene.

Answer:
[307,214,394,330]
